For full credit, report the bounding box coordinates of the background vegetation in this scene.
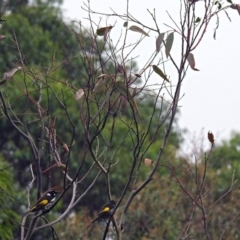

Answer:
[0,0,240,239]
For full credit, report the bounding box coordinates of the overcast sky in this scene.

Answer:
[61,0,240,149]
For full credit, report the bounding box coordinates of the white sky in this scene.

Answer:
[61,0,240,148]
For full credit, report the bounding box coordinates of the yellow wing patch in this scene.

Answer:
[38,199,49,205]
[101,207,110,213]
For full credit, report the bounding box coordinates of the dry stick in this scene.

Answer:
[20,164,36,239]
[220,211,240,240]
[23,81,46,240]
[178,201,196,240]
[208,171,239,211]
[34,169,101,232]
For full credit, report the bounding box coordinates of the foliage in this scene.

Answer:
[0,157,20,239]
[0,0,239,240]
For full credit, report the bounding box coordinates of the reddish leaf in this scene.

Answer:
[236,5,240,15]
[208,131,215,143]
[144,158,153,167]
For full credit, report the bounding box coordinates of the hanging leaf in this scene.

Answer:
[229,4,237,9]
[0,67,22,85]
[165,32,174,58]
[75,89,85,101]
[93,77,112,93]
[0,35,5,41]
[115,81,139,113]
[56,163,68,172]
[186,53,200,71]
[144,158,153,167]
[61,143,69,153]
[195,17,201,23]
[236,5,240,15]
[152,65,170,82]
[156,33,165,52]
[96,26,113,36]
[96,26,113,41]
[129,25,149,36]
[123,21,128,27]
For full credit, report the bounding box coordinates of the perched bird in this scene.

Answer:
[87,200,116,228]
[27,186,62,213]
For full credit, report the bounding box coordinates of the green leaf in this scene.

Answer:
[156,33,165,52]
[152,65,170,82]
[195,17,201,23]
[129,25,149,36]
[227,0,232,3]
[93,78,111,94]
[165,32,174,58]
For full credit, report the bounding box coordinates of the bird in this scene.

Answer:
[27,186,62,213]
[87,200,116,228]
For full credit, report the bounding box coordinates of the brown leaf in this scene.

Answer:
[56,163,68,172]
[123,21,128,27]
[229,4,237,9]
[208,131,215,143]
[75,89,84,101]
[62,143,69,153]
[135,74,141,78]
[129,25,149,36]
[0,67,22,85]
[144,158,153,167]
[236,5,240,15]
[96,26,113,41]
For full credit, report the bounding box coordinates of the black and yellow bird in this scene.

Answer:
[27,187,62,213]
[87,200,116,228]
